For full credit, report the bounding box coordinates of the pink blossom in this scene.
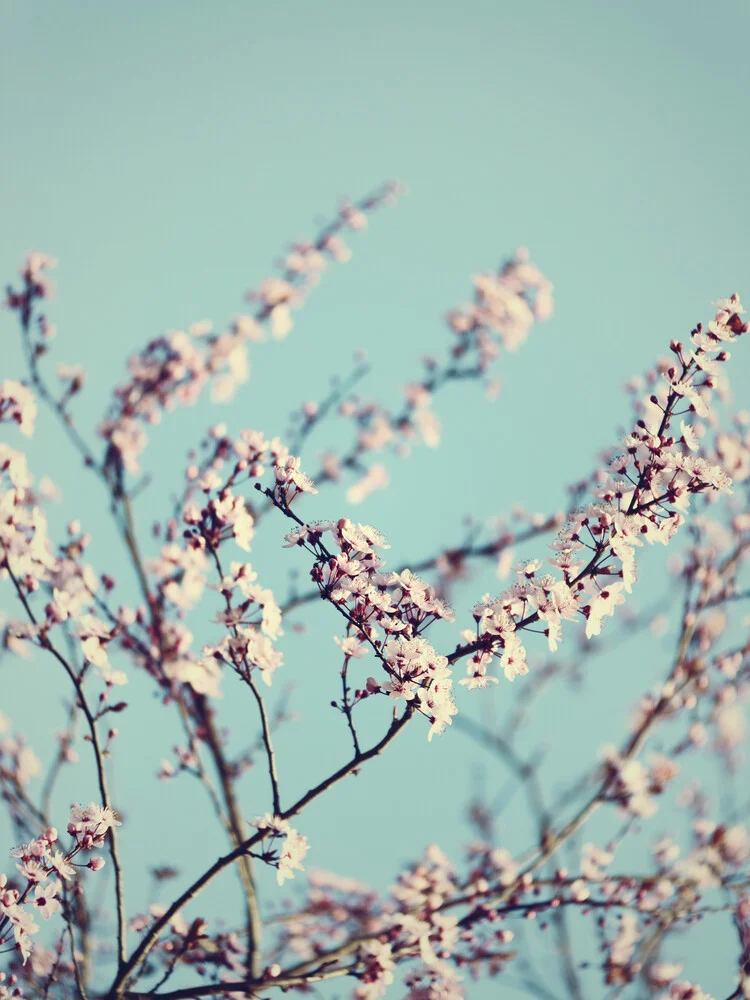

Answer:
[0,382,37,438]
[32,881,62,921]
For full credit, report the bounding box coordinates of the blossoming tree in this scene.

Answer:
[2,183,750,1000]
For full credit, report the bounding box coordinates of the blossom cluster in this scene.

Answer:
[250,814,309,885]
[0,382,36,439]
[87,184,403,477]
[457,296,747,687]
[282,517,458,739]
[0,806,113,964]
[0,714,41,792]
[317,251,554,505]
[0,443,125,687]
[446,248,554,364]
[143,428,292,696]
[5,253,57,323]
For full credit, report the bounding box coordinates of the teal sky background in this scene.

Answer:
[3,1,750,996]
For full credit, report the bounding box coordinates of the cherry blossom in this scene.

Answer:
[0,382,36,438]
[250,815,309,885]
[2,198,750,1000]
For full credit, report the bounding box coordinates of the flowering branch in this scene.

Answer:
[3,196,750,1000]
[109,705,413,996]
[0,544,127,968]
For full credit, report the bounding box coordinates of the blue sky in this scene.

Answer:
[3,1,750,995]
